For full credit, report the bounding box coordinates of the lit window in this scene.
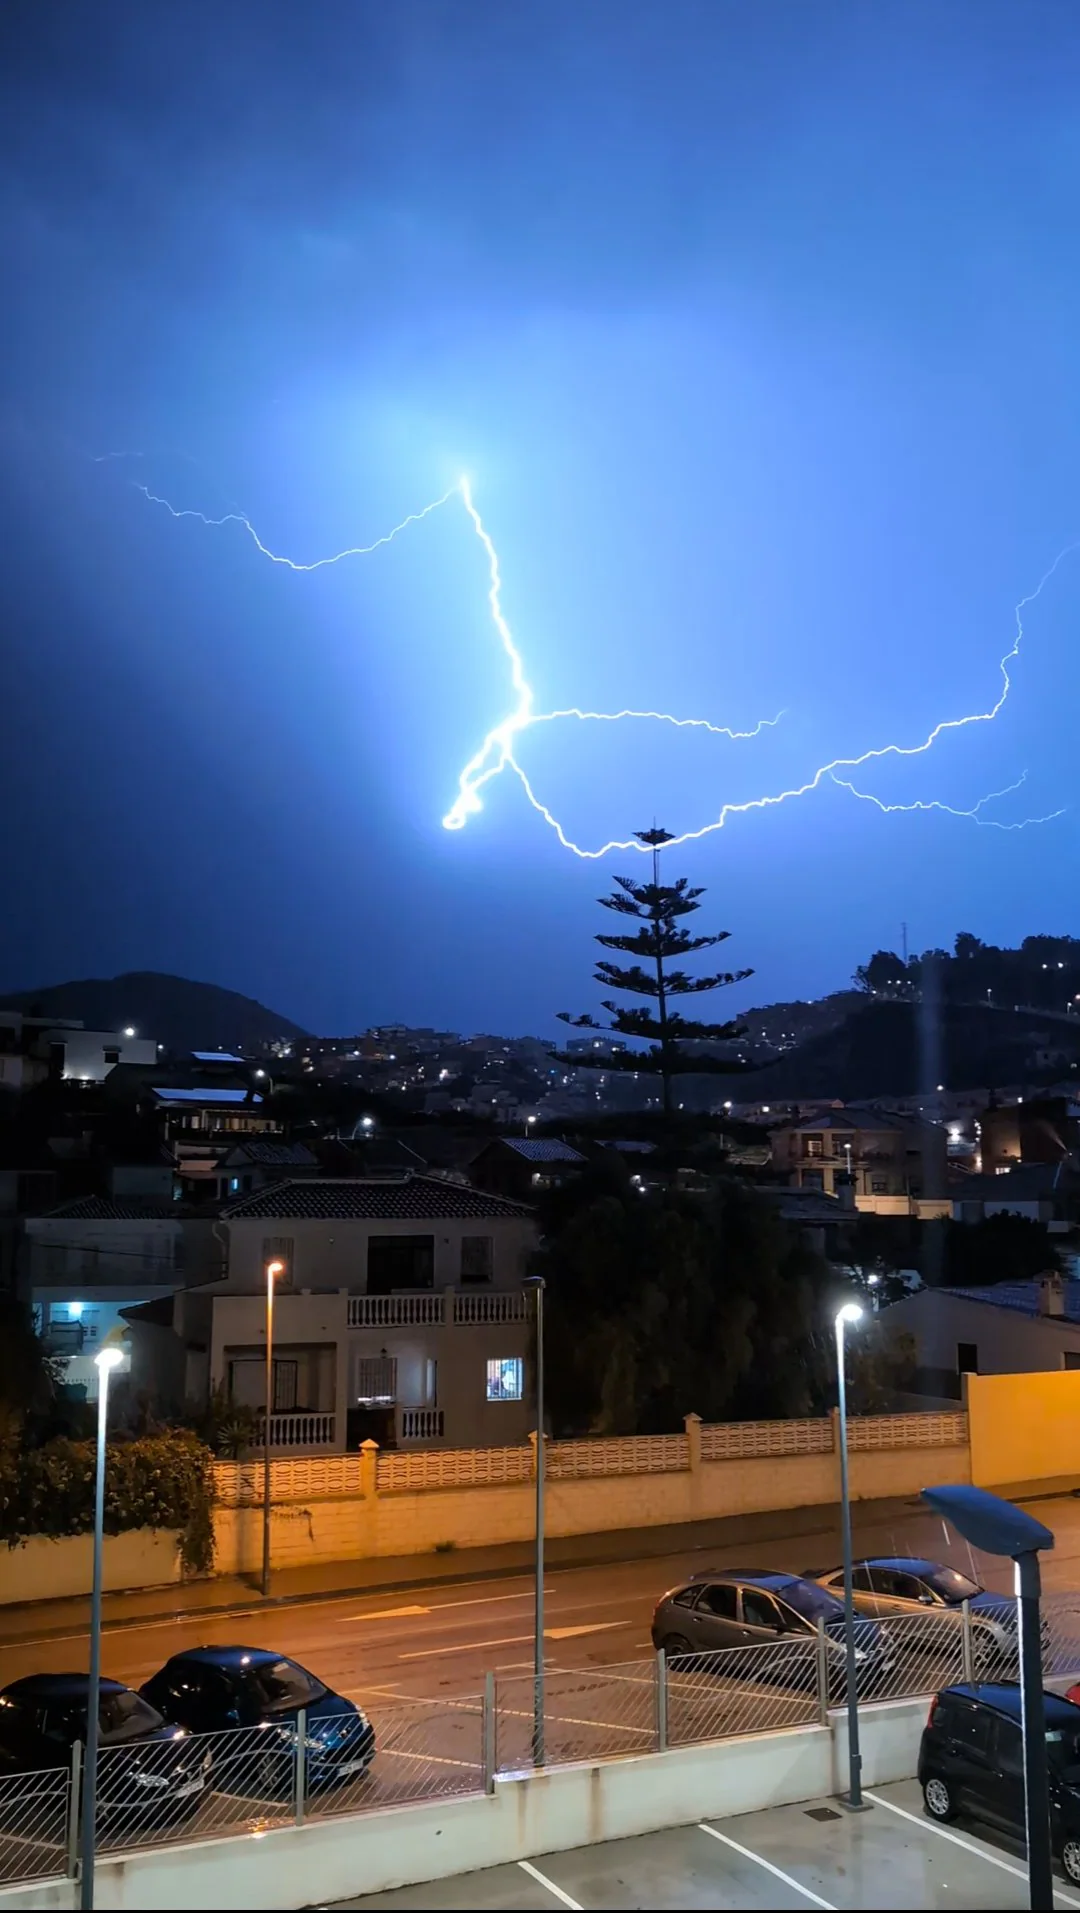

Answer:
[486,1357,524,1402]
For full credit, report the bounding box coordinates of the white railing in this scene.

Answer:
[700,1417,833,1460]
[452,1291,530,1324]
[253,1410,338,1450]
[348,1294,445,1328]
[400,1407,446,1441]
[849,1410,968,1450]
[548,1433,689,1477]
[377,1444,533,1493]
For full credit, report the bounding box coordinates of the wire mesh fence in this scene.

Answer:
[666,1637,821,1746]
[853,1611,967,1706]
[0,1764,70,1886]
[495,1663,657,1773]
[309,1694,484,1818]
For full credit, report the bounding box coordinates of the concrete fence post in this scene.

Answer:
[655,1649,668,1752]
[961,1600,974,1683]
[683,1412,702,1471]
[815,1616,831,1724]
[829,1406,841,1454]
[483,1669,496,1793]
[294,1706,307,1825]
[359,1438,379,1501]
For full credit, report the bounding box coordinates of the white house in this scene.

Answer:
[882,1273,1080,1400]
[125,1174,538,1452]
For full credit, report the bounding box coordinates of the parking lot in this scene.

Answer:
[337,1778,1080,1910]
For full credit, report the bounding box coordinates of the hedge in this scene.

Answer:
[0,1430,215,1574]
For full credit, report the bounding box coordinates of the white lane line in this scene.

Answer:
[344,1604,431,1621]
[864,1791,1080,1907]
[697,1824,836,1909]
[397,1632,534,1660]
[517,1860,582,1910]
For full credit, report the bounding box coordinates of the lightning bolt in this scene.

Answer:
[127,471,1069,856]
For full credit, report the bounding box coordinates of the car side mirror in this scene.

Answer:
[918,1592,935,1606]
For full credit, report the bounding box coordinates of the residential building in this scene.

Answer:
[950,1163,1080,1230]
[882,1273,1080,1399]
[979,1096,1080,1174]
[0,1011,156,1090]
[769,1106,949,1216]
[125,1174,538,1452]
[214,1139,319,1202]
[470,1136,587,1203]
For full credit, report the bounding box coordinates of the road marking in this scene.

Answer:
[864,1791,1080,1907]
[517,1860,582,1910]
[344,1605,431,1621]
[545,1623,626,1640]
[697,1824,836,1909]
[397,1633,534,1660]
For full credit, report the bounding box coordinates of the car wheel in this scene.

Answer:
[1062,1840,1080,1886]
[662,1634,693,1663]
[923,1774,956,1822]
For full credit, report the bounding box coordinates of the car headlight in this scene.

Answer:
[133,1773,170,1790]
[201,1750,213,1773]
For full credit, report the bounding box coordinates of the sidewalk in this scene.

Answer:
[0,1494,918,1646]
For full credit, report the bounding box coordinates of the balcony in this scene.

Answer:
[400,1407,445,1441]
[253,1410,338,1451]
[347,1290,529,1329]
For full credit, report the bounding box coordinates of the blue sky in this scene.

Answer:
[1,0,1078,1033]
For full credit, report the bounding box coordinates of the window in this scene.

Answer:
[672,1585,701,1610]
[271,1359,298,1413]
[460,1236,493,1284]
[741,1589,783,1631]
[991,1718,1023,1774]
[355,1355,397,1403]
[103,1048,120,1067]
[803,1135,824,1159]
[943,1700,993,1757]
[697,1584,738,1620]
[851,1565,875,1592]
[236,1659,325,1712]
[486,1357,523,1402]
[957,1341,979,1375]
[367,1235,435,1292]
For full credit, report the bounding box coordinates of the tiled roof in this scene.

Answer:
[39,1197,183,1221]
[192,1052,246,1064]
[939,1281,1080,1324]
[496,1139,586,1163]
[222,1140,318,1167]
[221,1175,535,1221]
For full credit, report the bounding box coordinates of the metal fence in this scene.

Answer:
[6,1592,1080,1891]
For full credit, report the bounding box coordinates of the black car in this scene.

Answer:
[0,1676,210,1825]
[140,1648,375,1792]
[919,1683,1080,1884]
[650,1569,892,1689]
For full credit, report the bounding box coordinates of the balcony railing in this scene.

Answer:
[400,1407,445,1442]
[348,1290,530,1329]
[253,1411,338,1450]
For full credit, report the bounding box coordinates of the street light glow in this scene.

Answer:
[93,1346,125,1372]
[836,1302,863,1326]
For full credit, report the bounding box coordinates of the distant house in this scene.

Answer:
[215,1139,319,1202]
[882,1273,1080,1399]
[769,1106,949,1216]
[470,1136,587,1203]
[950,1163,1080,1231]
[979,1097,1080,1174]
[125,1174,538,1453]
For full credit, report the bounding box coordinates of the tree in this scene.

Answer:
[853,950,909,995]
[553,827,752,1119]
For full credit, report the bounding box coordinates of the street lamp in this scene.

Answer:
[81,1345,124,1913]
[523,1274,546,1765]
[835,1301,864,1809]
[262,1259,285,1598]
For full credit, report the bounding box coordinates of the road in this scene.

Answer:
[3,1491,1080,1709]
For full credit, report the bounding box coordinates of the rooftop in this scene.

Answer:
[936,1279,1080,1324]
[493,1138,587,1163]
[38,1196,185,1222]
[152,1086,261,1106]
[220,1140,318,1167]
[222,1174,535,1221]
[191,1051,246,1065]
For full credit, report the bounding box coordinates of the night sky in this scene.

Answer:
[2,0,1079,1036]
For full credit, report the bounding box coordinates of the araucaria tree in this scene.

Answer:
[553,827,752,1117]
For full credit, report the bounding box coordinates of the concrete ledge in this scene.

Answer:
[0,1698,929,1911]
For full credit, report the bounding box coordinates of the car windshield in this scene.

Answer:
[99,1691,164,1741]
[920,1566,982,1602]
[778,1580,844,1624]
[236,1660,325,1712]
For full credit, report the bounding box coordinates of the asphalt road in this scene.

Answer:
[3,1491,1080,1710]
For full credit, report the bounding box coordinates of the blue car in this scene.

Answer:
[140,1648,375,1794]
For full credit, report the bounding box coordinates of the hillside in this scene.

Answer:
[0,971,308,1052]
[743,998,1080,1100]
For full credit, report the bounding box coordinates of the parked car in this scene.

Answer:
[919,1682,1080,1883]
[650,1569,892,1691]
[807,1557,1018,1670]
[0,1675,210,1825]
[140,1648,375,1793]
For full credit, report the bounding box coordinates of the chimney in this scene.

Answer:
[1037,1270,1065,1317]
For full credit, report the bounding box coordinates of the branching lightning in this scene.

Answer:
[128,468,1069,857]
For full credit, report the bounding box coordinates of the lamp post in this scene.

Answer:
[524,1274,546,1764]
[262,1258,285,1599]
[922,1484,1054,1912]
[835,1301,864,1809]
[81,1345,124,1913]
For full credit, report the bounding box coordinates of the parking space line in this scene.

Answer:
[697,1824,836,1909]
[864,1791,1080,1907]
[517,1860,583,1910]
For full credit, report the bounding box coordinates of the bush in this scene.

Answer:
[0,1428,216,1575]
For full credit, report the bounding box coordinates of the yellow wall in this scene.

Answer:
[967,1369,1080,1492]
[0,1529,181,1607]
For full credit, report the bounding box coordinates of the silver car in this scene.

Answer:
[807,1556,1018,1671]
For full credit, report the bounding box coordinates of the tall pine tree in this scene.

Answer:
[553,827,752,1118]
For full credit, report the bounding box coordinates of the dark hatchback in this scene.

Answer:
[919,1683,1080,1884]
[650,1569,892,1689]
[140,1648,375,1792]
[0,1676,210,1824]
